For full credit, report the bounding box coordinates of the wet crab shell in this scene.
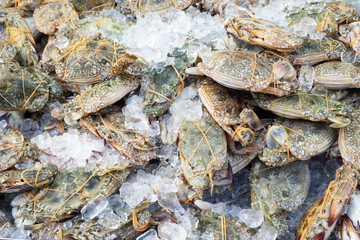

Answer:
[33,1,79,35]
[56,39,147,85]
[129,0,199,16]
[187,50,297,97]
[250,160,310,236]
[227,18,303,53]
[260,119,336,166]
[254,92,353,128]
[287,38,346,66]
[339,111,360,170]
[79,110,157,165]
[19,167,130,223]
[178,116,227,190]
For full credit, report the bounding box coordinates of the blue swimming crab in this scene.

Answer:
[186,50,297,96]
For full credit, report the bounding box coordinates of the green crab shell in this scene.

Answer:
[178,117,227,189]
[19,167,130,223]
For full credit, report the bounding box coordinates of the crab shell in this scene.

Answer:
[19,167,130,223]
[261,119,336,166]
[3,11,38,67]
[227,18,303,53]
[310,61,360,89]
[178,116,228,190]
[250,160,310,237]
[339,111,360,170]
[51,77,139,126]
[33,1,79,35]
[0,128,39,171]
[79,111,157,165]
[295,164,357,240]
[254,92,353,128]
[197,78,258,145]
[186,50,297,97]
[129,0,199,16]
[56,39,147,85]
[287,38,346,66]
[0,164,58,193]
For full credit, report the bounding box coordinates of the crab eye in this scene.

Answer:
[101,59,109,65]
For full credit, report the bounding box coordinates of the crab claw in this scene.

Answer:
[50,102,64,119]
[340,215,360,240]
[185,66,204,75]
[213,161,233,186]
[328,116,351,128]
[246,29,303,52]
[271,60,298,92]
[328,181,355,226]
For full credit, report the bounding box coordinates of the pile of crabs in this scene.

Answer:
[1,0,360,239]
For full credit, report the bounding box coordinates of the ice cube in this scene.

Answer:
[136,229,160,240]
[119,181,157,209]
[211,202,227,215]
[108,194,126,211]
[122,95,160,137]
[239,209,264,228]
[161,86,203,144]
[81,194,109,220]
[253,221,277,240]
[298,65,314,92]
[158,222,187,240]
[98,210,122,230]
[10,227,31,240]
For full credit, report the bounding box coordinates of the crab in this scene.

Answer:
[178,114,228,190]
[253,92,353,128]
[340,21,360,56]
[186,50,297,97]
[300,61,360,90]
[194,210,257,239]
[39,16,131,73]
[79,108,157,165]
[343,189,360,239]
[61,212,132,240]
[339,110,360,171]
[260,118,336,166]
[55,39,147,85]
[0,0,40,10]
[287,38,346,66]
[0,38,17,61]
[250,160,310,237]
[27,201,157,239]
[2,10,38,67]
[226,16,303,53]
[286,1,359,35]
[17,166,130,223]
[197,78,261,150]
[51,76,139,126]
[296,164,358,240]
[0,164,58,193]
[0,125,40,171]
[70,0,115,12]
[338,215,360,240]
[53,14,130,43]
[33,1,79,35]
[143,49,187,117]
[0,61,63,112]
[128,0,199,16]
